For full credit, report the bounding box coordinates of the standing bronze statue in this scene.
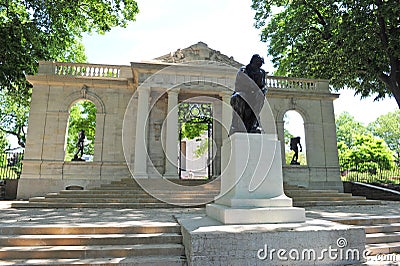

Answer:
[72,130,85,161]
[290,136,302,165]
[229,54,267,135]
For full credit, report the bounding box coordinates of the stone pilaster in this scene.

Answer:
[164,89,180,178]
[133,86,150,178]
[220,91,232,140]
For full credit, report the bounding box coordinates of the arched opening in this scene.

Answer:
[64,100,96,161]
[178,102,214,179]
[284,110,307,165]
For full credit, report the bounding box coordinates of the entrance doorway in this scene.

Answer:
[178,102,213,179]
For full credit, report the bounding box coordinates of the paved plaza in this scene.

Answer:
[1,201,399,226]
[1,201,399,265]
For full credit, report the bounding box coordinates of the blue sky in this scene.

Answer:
[82,0,398,138]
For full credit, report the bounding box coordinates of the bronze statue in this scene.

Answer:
[72,130,85,161]
[290,136,302,165]
[229,54,267,135]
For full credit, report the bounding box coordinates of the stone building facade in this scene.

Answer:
[17,42,341,199]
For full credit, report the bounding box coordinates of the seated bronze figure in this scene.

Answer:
[229,54,267,135]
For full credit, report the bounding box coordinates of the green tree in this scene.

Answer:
[340,134,395,172]
[0,0,139,147]
[0,89,30,147]
[194,138,208,159]
[335,112,367,148]
[368,110,400,163]
[0,131,9,153]
[65,101,96,160]
[180,123,208,140]
[252,0,400,108]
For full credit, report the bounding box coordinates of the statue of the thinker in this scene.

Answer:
[229,54,267,135]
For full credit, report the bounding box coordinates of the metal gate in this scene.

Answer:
[178,102,213,179]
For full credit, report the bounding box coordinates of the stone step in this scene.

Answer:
[329,216,400,256]
[14,178,380,208]
[58,189,219,195]
[0,233,182,246]
[0,225,181,235]
[366,232,400,244]
[100,184,212,189]
[29,197,214,204]
[92,186,220,192]
[10,202,190,208]
[331,216,400,226]
[0,256,186,266]
[292,196,366,201]
[366,241,400,255]
[46,193,216,199]
[365,223,400,234]
[47,192,152,198]
[0,223,186,263]
[286,191,351,197]
[0,243,184,259]
[294,200,380,207]
[162,179,217,185]
[109,182,217,188]
[286,189,339,193]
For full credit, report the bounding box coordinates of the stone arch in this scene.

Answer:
[275,105,310,165]
[63,89,106,162]
[276,106,310,126]
[63,89,106,114]
[282,109,307,165]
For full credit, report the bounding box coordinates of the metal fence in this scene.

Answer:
[0,152,24,180]
[340,159,400,184]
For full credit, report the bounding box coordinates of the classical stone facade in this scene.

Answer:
[17,42,341,199]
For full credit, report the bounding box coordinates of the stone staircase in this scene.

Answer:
[0,223,186,265]
[331,216,400,255]
[284,184,380,207]
[12,178,379,208]
[12,178,219,208]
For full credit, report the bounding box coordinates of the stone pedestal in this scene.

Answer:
[177,215,366,266]
[206,133,305,224]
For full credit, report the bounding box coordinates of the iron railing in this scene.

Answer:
[0,152,24,180]
[340,159,400,184]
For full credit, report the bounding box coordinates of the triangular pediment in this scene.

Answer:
[153,42,243,68]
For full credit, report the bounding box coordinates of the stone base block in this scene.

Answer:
[215,194,293,208]
[206,203,306,224]
[17,178,104,199]
[177,215,366,266]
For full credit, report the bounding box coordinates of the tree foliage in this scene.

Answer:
[0,130,9,153]
[0,89,29,147]
[335,112,367,148]
[339,134,394,172]
[65,101,96,160]
[180,122,208,140]
[252,0,400,108]
[0,0,139,148]
[368,110,400,163]
[194,138,209,159]
[335,111,396,172]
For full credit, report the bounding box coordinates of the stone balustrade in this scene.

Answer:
[266,76,330,92]
[37,61,126,78]
[56,63,120,78]
[36,61,330,92]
